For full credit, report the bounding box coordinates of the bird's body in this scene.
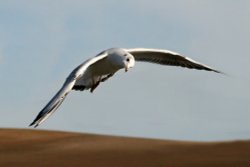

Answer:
[30,48,221,127]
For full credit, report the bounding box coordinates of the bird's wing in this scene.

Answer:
[29,52,108,127]
[29,77,75,127]
[126,48,221,73]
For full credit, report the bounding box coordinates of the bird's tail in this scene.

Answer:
[29,82,73,128]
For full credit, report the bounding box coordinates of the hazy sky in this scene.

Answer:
[0,0,249,141]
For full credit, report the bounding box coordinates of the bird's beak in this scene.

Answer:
[125,65,128,72]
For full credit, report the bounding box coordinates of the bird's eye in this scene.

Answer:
[126,58,130,62]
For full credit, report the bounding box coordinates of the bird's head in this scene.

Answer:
[123,53,135,72]
[107,48,135,72]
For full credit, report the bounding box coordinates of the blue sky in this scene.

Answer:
[0,0,250,141]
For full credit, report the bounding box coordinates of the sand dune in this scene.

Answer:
[0,128,249,167]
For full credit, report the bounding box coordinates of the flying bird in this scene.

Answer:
[29,48,221,127]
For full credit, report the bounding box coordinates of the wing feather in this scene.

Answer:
[29,77,75,127]
[29,52,108,127]
[126,48,222,73]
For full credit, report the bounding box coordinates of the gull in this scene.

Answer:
[29,48,221,127]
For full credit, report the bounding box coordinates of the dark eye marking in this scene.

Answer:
[126,58,130,62]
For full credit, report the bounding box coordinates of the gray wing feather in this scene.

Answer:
[126,48,222,73]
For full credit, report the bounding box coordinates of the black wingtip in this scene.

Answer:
[213,69,227,76]
[29,120,38,128]
[213,69,222,74]
[200,65,225,75]
[28,124,38,128]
